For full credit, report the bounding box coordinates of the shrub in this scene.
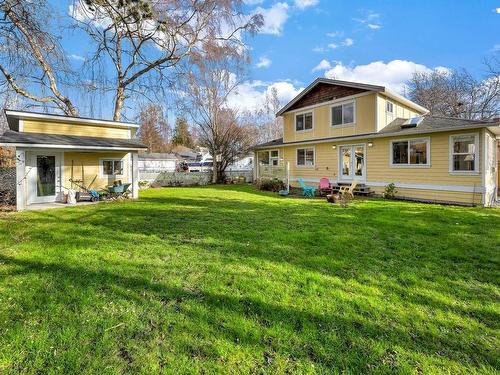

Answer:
[256,178,285,192]
[383,183,398,199]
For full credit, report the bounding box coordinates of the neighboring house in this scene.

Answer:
[138,153,178,172]
[0,110,146,210]
[253,78,500,207]
[227,155,253,171]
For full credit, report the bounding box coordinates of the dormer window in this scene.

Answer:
[295,112,313,131]
[386,101,394,115]
[331,101,355,126]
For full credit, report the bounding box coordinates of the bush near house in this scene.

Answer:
[0,185,498,374]
[256,177,285,192]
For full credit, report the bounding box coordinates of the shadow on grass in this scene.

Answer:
[0,186,499,372]
[0,253,498,372]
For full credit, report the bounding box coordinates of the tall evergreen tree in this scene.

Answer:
[172,117,194,148]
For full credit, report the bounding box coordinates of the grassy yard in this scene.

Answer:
[0,185,499,374]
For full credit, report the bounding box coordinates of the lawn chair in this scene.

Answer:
[318,177,332,196]
[297,178,316,197]
[339,181,358,199]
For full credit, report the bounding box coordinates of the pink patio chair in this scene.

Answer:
[318,177,333,196]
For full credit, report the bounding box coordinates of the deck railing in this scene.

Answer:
[258,164,287,179]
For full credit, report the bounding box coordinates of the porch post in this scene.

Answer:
[131,151,139,199]
[15,149,26,211]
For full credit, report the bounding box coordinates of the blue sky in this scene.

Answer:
[51,0,499,118]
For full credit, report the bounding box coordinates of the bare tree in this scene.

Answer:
[71,0,262,121]
[137,103,170,153]
[180,42,253,183]
[407,57,499,120]
[0,0,78,115]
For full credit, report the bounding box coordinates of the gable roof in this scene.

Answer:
[276,78,428,116]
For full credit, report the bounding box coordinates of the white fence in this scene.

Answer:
[140,170,253,187]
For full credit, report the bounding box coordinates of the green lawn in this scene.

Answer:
[0,186,499,374]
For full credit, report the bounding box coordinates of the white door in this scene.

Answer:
[28,152,62,204]
[339,145,366,182]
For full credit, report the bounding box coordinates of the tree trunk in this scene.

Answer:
[113,85,125,121]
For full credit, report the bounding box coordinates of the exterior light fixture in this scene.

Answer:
[332,145,337,150]
[368,141,373,147]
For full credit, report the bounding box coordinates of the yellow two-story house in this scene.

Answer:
[0,110,146,210]
[254,78,500,206]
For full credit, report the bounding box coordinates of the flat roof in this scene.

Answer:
[4,109,139,130]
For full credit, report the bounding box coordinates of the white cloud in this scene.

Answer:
[294,0,319,9]
[312,46,326,53]
[326,31,343,37]
[323,60,450,93]
[68,54,85,62]
[327,38,353,49]
[312,59,332,72]
[354,11,382,30]
[244,0,264,4]
[496,7,500,13]
[343,38,354,46]
[254,2,289,35]
[228,80,303,112]
[256,56,272,68]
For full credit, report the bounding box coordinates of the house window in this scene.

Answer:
[450,134,478,173]
[391,138,429,166]
[386,101,394,114]
[296,112,313,131]
[102,160,124,176]
[331,101,355,126]
[258,150,279,166]
[270,150,279,166]
[297,147,314,166]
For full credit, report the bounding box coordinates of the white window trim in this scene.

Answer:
[389,137,431,168]
[330,100,356,128]
[296,146,315,168]
[449,133,479,175]
[269,149,280,166]
[294,111,314,133]
[100,158,125,178]
[386,100,394,115]
[258,149,279,166]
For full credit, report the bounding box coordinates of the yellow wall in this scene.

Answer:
[376,94,424,131]
[273,128,487,205]
[282,93,377,143]
[23,120,130,139]
[63,152,130,191]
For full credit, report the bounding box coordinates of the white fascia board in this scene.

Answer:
[0,143,146,151]
[5,110,139,129]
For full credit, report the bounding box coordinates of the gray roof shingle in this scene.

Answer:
[0,130,146,150]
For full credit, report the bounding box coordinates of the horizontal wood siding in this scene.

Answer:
[367,129,482,186]
[283,93,377,143]
[23,120,130,139]
[279,129,486,205]
[63,152,130,191]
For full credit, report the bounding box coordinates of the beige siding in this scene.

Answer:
[367,129,482,187]
[63,152,130,191]
[376,93,424,131]
[277,128,487,205]
[283,93,377,143]
[23,120,130,139]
